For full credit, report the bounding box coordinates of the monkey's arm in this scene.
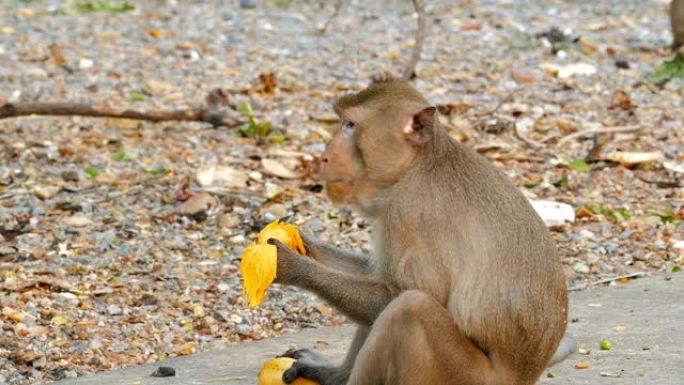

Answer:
[270,239,395,325]
[302,234,371,275]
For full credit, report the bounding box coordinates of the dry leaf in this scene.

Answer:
[261,158,297,179]
[575,207,594,219]
[51,315,68,326]
[174,342,197,356]
[314,303,333,316]
[48,43,66,67]
[605,151,662,167]
[175,192,217,217]
[147,28,162,38]
[529,200,576,227]
[63,214,93,227]
[196,164,248,188]
[540,62,597,79]
[575,361,590,369]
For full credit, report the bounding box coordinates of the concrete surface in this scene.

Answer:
[55,275,683,385]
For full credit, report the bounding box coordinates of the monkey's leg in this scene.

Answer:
[302,234,371,275]
[347,290,505,385]
[281,326,370,385]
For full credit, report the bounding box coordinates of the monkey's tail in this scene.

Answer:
[548,333,578,367]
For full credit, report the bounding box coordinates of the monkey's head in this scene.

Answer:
[320,77,437,215]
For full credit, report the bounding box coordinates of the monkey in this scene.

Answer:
[266,77,574,385]
[673,0,684,50]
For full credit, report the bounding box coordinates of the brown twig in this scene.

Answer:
[402,0,427,80]
[556,125,643,146]
[591,272,647,286]
[0,102,238,127]
[513,123,545,149]
[568,272,647,291]
[474,90,518,118]
[318,0,346,34]
[585,133,613,163]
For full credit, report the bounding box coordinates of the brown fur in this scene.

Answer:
[269,78,569,385]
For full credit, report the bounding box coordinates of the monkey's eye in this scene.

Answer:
[341,119,355,134]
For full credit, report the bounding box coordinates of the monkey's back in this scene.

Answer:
[385,133,567,381]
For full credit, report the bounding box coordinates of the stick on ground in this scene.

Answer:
[402,0,427,80]
[556,125,643,146]
[0,101,238,127]
[318,0,346,34]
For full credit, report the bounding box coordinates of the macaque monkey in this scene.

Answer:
[267,77,573,385]
[673,0,684,50]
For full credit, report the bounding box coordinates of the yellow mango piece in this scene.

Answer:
[258,357,319,385]
[256,220,306,255]
[241,244,278,307]
[241,220,306,307]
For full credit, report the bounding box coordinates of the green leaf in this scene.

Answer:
[141,166,169,176]
[651,52,684,85]
[127,91,145,102]
[83,166,101,179]
[611,208,631,222]
[672,265,682,273]
[552,174,569,189]
[76,1,135,13]
[568,159,590,172]
[111,150,133,161]
[647,209,674,223]
[267,130,286,145]
[237,101,254,116]
[256,121,271,138]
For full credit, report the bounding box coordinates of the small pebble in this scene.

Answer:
[151,366,176,377]
[107,305,122,316]
[78,58,94,69]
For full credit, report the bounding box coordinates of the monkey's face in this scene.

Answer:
[319,80,436,216]
[319,118,363,206]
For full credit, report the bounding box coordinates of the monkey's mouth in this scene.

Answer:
[324,180,353,201]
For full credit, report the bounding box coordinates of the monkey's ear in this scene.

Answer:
[403,106,436,145]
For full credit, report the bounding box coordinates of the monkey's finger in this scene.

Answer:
[282,362,304,383]
[266,238,288,249]
[278,348,299,358]
[267,238,302,258]
[279,348,319,361]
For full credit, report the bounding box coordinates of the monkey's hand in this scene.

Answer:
[267,238,312,286]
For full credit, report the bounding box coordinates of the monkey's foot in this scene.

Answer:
[278,349,346,385]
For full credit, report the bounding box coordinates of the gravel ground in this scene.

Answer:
[0,0,683,384]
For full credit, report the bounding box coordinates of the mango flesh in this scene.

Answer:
[241,220,306,306]
[241,244,278,307]
[258,357,319,385]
